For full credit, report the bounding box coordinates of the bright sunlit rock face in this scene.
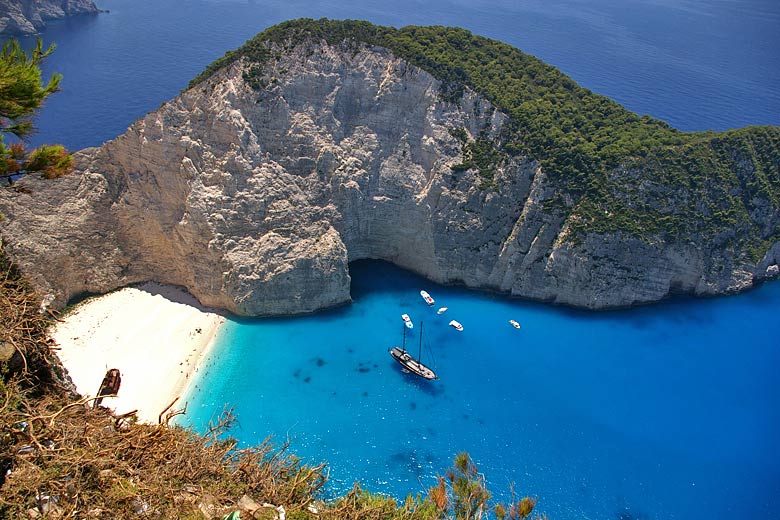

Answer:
[0,31,777,315]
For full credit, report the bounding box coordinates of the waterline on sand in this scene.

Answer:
[51,282,225,423]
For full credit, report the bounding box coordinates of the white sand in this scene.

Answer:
[51,282,225,424]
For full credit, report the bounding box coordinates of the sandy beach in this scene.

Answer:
[51,283,225,424]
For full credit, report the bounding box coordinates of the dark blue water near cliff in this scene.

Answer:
[10,1,780,518]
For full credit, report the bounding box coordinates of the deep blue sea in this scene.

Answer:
[16,0,780,151]
[9,0,780,518]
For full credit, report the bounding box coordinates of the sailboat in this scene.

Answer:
[389,321,437,380]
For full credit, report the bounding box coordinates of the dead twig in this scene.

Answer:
[158,396,179,425]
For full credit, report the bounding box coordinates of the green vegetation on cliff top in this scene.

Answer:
[191,18,780,258]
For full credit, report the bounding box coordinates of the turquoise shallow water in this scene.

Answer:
[182,261,780,520]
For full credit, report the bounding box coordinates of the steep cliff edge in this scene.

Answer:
[0,0,98,36]
[1,19,778,315]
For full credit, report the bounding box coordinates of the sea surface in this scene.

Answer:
[16,0,780,151]
[9,0,780,518]
[183,262,780,520]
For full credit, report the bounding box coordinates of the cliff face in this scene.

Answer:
[0,0,98,36]
[0,37,778,315]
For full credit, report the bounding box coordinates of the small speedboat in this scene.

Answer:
[509,319,521,329]
[420,290,435,306]
[448,320,464,332]
[401,313,413,329]
[437,307,448,315]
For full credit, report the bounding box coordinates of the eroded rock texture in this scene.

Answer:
[1,41,777,315]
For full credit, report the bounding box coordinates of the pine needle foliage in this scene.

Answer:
[0,38,73,185]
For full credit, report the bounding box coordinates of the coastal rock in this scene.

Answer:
[237,495,262,514]
[0,36,778,315]
[0,0,99,36]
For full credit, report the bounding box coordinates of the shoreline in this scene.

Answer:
[51,282,226,424]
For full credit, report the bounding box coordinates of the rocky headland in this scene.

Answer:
[0,0,99,36]
[0,19,778,316]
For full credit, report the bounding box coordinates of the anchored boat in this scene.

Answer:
[401,313,413,329]
[389,321,437,380]
[420,290,435,306]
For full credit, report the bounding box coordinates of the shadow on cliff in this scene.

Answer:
[136,282,230,317]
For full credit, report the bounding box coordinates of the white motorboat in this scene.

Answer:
[420,290,435,306]
[401,313,413,329]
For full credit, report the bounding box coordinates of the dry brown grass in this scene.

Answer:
[0,390,327,518]
[0,245,69,396]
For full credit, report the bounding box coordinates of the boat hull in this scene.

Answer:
[389,347,437,380]
[401,313,413,328]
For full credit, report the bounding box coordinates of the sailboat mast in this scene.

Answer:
[402,322,406,350]
[418,321,423,361]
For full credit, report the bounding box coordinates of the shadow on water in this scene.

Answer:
[540,289,721,331]
[388,449,439,480]
[350,261,780,336]
[349,259,754,341]
[409,426,437,439]
[616,507,650,520]
[355,361,374,374]
[349,260,436,300]
[388,365,444,397]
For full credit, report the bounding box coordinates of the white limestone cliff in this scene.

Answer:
[0,41,777,315]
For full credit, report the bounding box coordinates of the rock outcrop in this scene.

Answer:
[1,28,778,315]
[0,0,98,36]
